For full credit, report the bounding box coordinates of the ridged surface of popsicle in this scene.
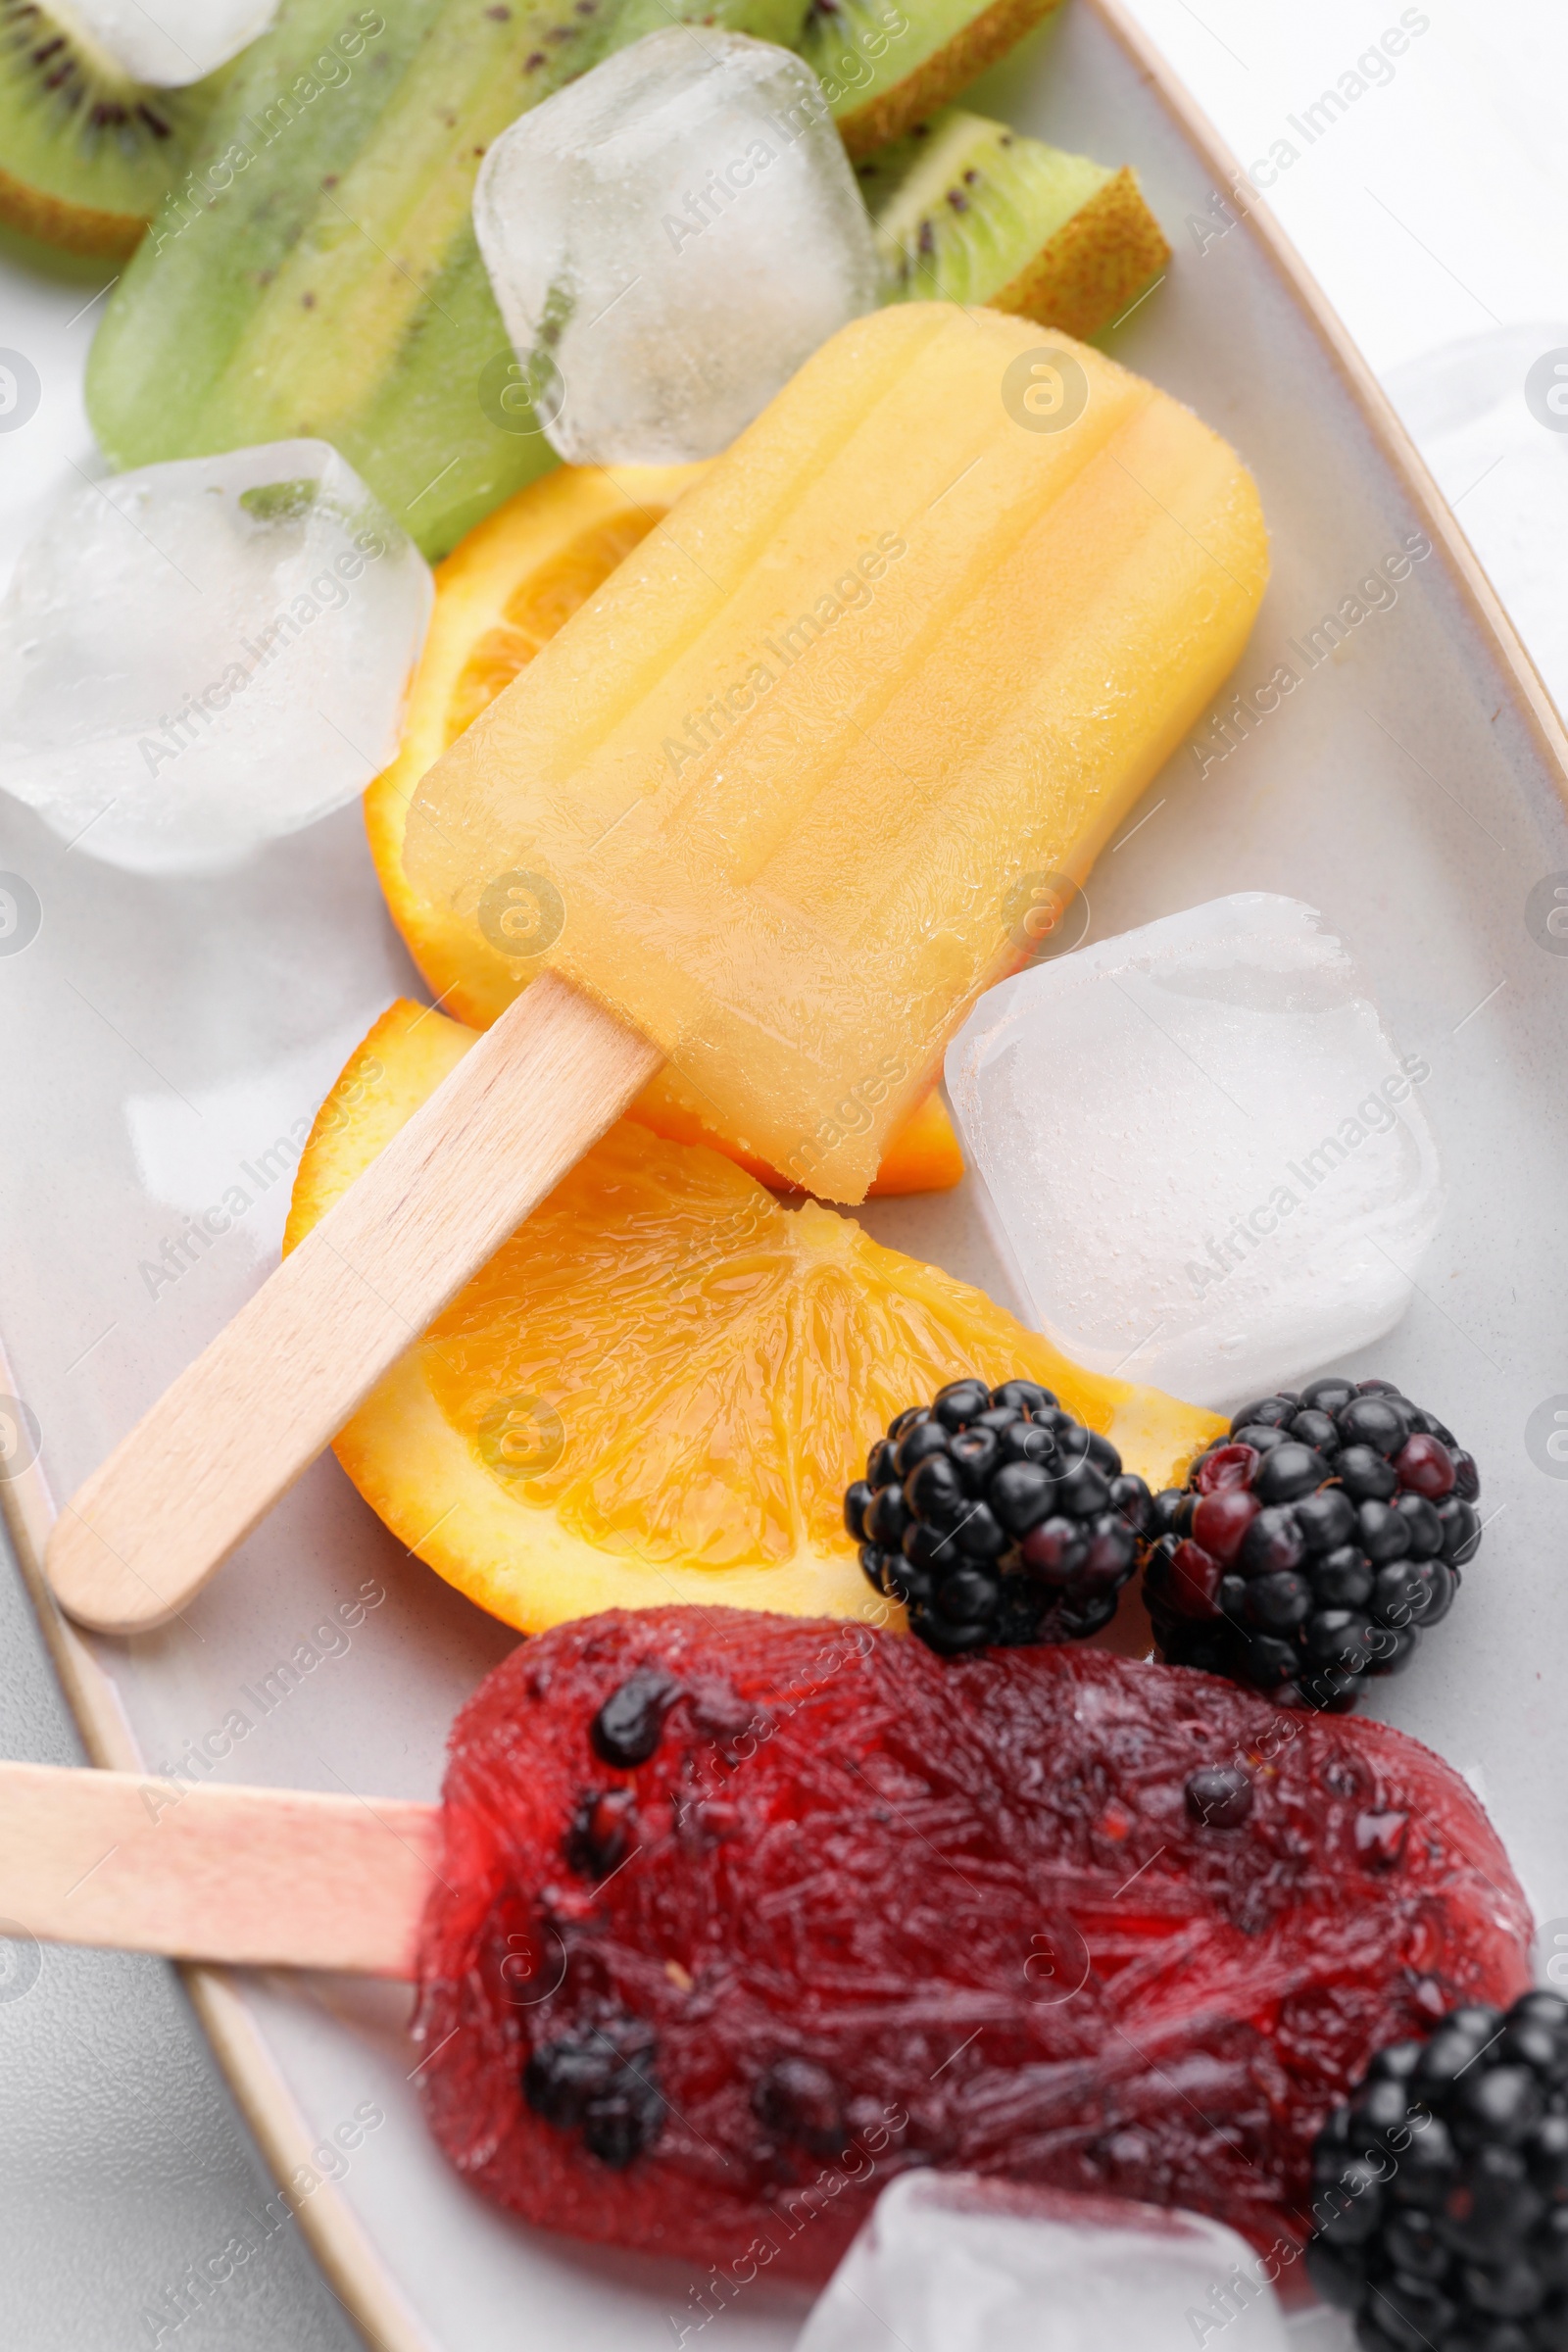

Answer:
[405,305,1269,1200]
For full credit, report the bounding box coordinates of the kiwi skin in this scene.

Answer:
[0,0,223,259]
[996,164,1170,338]
[0,158,142,256]
[810,0,1067,160]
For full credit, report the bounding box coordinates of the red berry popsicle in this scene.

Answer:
[0,1610,1531,2280]
[417,1611,1529,2278]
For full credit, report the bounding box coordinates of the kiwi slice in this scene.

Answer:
[862,107,1170,337]
[0,0,227,257]
[83,0,1075,561]
[87,0,815,561]
[798,0,1063,159]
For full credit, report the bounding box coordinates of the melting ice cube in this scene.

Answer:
[0,441,431,875]
[472,26,880,466]
[60,0,278,84]
[796,2173,1294,2351]
[944,895,1445,1409]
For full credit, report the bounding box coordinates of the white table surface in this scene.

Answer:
[0,5,1562,2345]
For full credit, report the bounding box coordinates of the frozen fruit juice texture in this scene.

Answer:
[403,303,1269,1200]
[415,1610,1533,2279]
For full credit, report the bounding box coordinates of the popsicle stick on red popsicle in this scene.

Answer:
[0,1757,436,1976]
[0,1608,1537,2299]
[45,304,1269,1637]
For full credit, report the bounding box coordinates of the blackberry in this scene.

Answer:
[1143,1377,1479,1713]
[843,1376,1152,1657]
[1307,1991,1568,2350]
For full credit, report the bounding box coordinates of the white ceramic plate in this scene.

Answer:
[2,3,1567,2345]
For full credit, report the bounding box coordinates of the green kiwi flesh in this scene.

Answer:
[0,0,224,255]
[862,106,1170,336]
[83,0,1086,560]
[86,0,816,560]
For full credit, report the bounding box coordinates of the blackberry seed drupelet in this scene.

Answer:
[1308,1991,1568,2351]
[844,1377,1153,1655]
[1144,1376,1480,1713]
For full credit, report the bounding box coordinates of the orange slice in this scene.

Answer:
[364,464,962,1200]
[285,1001,1224,1636]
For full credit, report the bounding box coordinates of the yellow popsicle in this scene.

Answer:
[405,302,1268,1202]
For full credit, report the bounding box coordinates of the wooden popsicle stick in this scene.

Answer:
[0,1758,439,1977]
[46,974,662,1636]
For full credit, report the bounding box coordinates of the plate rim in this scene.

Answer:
[0,1368,431,2350]
[5,8,1565,2348]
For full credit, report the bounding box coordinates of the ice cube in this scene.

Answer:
[472,26,880,466]
[61,0,278,85]
[796,2173,1294,2352]
[0,441,432,876]
[944,894,1445,1409]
